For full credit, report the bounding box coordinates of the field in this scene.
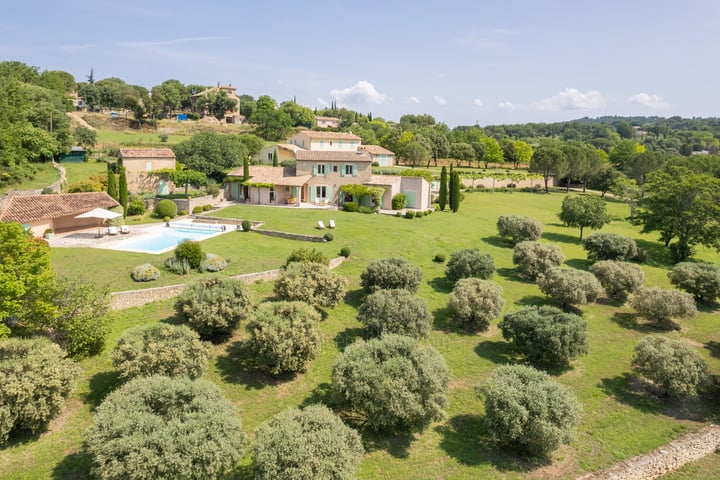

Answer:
[2,191,719,479]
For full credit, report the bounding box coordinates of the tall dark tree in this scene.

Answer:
[242,154,250,200]
[450,172,461,213]
[118,167,128,217]
[439,166,448,211]
[448,165,455,212]
[272,149,278,167]
[106,166,118,201]
[530,146,568,193]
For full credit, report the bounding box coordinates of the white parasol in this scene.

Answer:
[75,208,122,237]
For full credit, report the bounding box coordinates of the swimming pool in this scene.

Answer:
[107,223,231,254]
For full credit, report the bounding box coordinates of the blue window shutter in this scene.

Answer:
[310,186,316,202]
[340,164,345,177]
[325,163,330,176]
[353,164,358,177]
[327,185,333,201]
[313,163,317,176]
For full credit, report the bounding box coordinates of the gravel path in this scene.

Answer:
[576,425,720,480]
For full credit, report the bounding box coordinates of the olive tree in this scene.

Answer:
[112,324,210,381]
[512,241,565,280]
[331,334,450,432]
[632,336,709,398]
[667,262,720,303]
[360,257,422,293]
[0,338,80,445]
[174,276,253,341]
[582,232,638,261]
[630,287,697,328]
[86,376,247,480]
[448,278,505,332]
[357,289,432,339]
[590,260,645,301]
[499,306,588,369]
[537,267,604,308]
[496,215,543,244]
[445,248,495,283]
[558,195,609,240]
[246,301,323,375]
[274,262,348,308]
[477,365,582,456]
[253,404,363,480]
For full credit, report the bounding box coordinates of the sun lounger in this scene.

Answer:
[328,219,336,229]
[317,220,326,229]
[120,225,130,234]
[107,226,119,235]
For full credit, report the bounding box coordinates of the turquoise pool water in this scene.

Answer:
[109,225,228,254]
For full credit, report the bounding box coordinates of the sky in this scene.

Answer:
[2,0,719,127]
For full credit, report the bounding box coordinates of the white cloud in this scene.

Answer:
[627,92,671,109]
[499,88,607,112]
[409,96,420,104]
[473,98,483,108]
[329,80,387,105]
[115,36,229,48]
[434,95,448,106]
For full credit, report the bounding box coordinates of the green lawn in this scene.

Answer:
[61,160,108,186]
[0,162,59,195]
[4,191,719,479]
[95,129,189,146]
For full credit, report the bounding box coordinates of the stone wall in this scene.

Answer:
[253,229,328,243]
[110,257,346,310]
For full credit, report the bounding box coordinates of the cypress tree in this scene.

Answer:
[451,172,461,213]
[242,155,250,200]
[448,165,455,212]
[106,165,118,201]
[439,166,448,211]
[272,150,278,167]
[118,167,128,217]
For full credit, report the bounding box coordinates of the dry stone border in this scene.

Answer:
[576,424,720,480]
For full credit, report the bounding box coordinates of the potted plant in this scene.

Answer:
[44,228,55,239]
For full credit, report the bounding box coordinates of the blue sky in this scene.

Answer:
[2,0,719,127]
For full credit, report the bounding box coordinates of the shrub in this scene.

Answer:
[246,301,322,375]
[340,246,351,257]
[582,232,638,261]
[433,253,446,263]
[331,335,450,432]
[445,248,495,283]
[629,287,697,327]
[343,201,359,212]
[174,239,204,269]
[179,209,188,216]
[360,257,423,293]
[192,205,203,214]
[477,365,582,456]
[242,219,252,231]
[274,262,348,308]
[358,206,374,214]
[496,215,543,244]
[0,338,80,445]
[499,306,588,368]
[112,324,209,381]
[155,199,177,218]
[253,404,363,480]
[127,197,146,216]
[285,248,328,267]
[415,210,424,218]
[324,232,334,242]
[358,289,433,339]
[131,263,160,282]
[199,253,227,272]
[632,336,709,398]
[537,267,604,308]
[165,256,191,275]
[590,260,645,301]
[203,204,212,211]
[668,262,720,303]
[404,210,416,219]
[174,276,253,341]
[86,376,247,480]
[448,278,505,332]
[512,241,565,280]
[205,181,220,197]
[395,211,402,217]
[392,193,407,210]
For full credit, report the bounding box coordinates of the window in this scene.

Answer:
[339,140,343,148]
[332,165,338,173]
[344,164,354,176]
[284,186,290,192]
[350,141,356,149]
[320,140,324,148]
[317,164,326,175]
[330,140,333,146]
[145,162,152,172]
[269,186,275,202]
[267,153,273,163]
[315,185,327,199]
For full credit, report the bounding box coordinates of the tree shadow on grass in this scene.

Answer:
[84,370,120,409]
[361,429,414,459]
[436,414,551,471]
[705,341,720,358]
[634,238,672,268]
[599,373,662,414]
[428,276,453,294]
[474,340,517,366]
[496,267,526,283]
[334,326,364,350]
[541,230,580,245]
[300,382,334,408]
[343,287,365,309]
[515,295,552,307]
[215,340,291,390]
[610,312,678,333]
[52,451,92,480]
[565,258,592,271]
[480,235,511,249]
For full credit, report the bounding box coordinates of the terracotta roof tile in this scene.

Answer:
[361,145,395,155]
[295,150,372,162]
[293,131,361,140]
[0,192,119,223]
[119,148,176,159]
[365,175,402,186]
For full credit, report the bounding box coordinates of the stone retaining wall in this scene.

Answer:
[110,257,346,310]
[253,229,327,243]
[576,424,720,480]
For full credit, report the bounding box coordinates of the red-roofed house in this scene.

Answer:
[118,148,176,194]
[360,144,396,167]
[0,192,119,237]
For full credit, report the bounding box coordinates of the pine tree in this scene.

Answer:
[106,165,118,201]
[272,150,278,167]
[118,167,128,217]
[439,166,448,211]
[242,155,250,200]
[451,172,461,213]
